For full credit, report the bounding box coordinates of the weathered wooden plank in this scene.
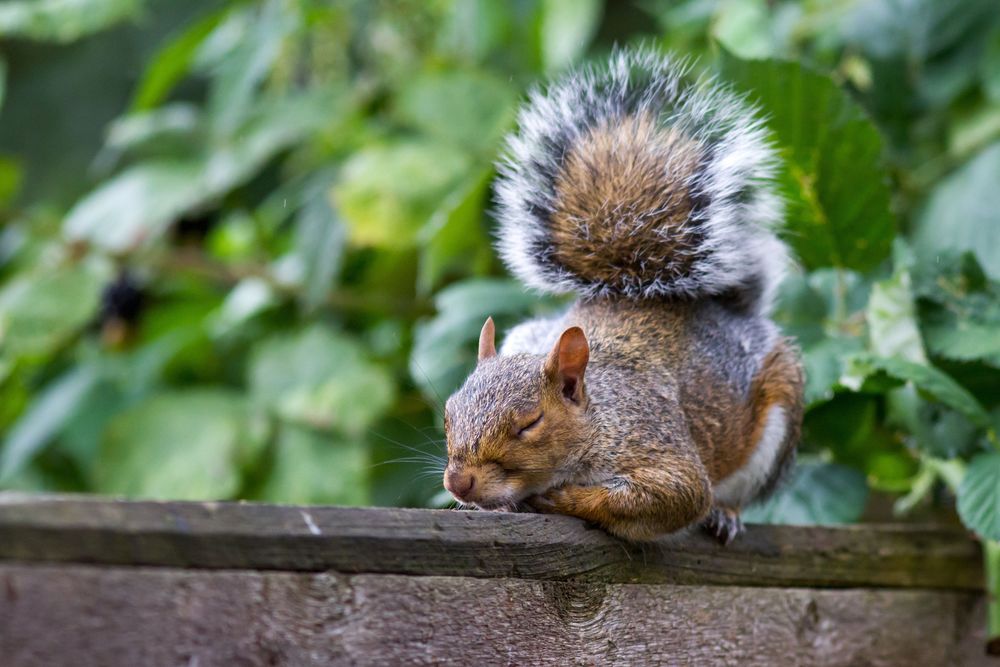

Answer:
[0,495,982,590]
[0,564,990,667]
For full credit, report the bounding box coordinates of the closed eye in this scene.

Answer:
[516,413,543,437]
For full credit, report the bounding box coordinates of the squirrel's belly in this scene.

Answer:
[712,405,787,508]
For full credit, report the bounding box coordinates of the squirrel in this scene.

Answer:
[441,48,804,544]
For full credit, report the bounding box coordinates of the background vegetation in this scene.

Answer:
[1,0,999,549]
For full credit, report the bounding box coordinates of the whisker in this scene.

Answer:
[410,358,448,418]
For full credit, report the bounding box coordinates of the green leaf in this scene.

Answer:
[209,278,276,338]
[65,90,337,252]
[63,161,203,253]
[844,354,991,428]
[0,0,141,42]
[0,364,100,482]
[256,423,369,506]
[333,140,471,250]
[743,462,869,525]
[886,385,981,459]
[105,105,201,153]
[923,311,1000,367]
[839,0,997,63]
[712,0,774,59]
[539,0,602,71]
[395,70,517,152]
[410,279,551,401]
[802,337,865,406]
[983,26,1000,102]
[130,10,225,111]
[0,58,6,111]
[867,267,926,363]
[204,1,298,137]
[294,174,346,312]
[721,56,895,272]
[957,452,1000,540]
[95,390,249,500]
[249,325,394,435]
[913,142,1000,281]
[773,268,870,405]
[0,264,106,359]
[0,155,22,208]
[417,168,494,295]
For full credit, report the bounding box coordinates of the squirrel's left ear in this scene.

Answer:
[544,327,589,404]
[478,316,497,362]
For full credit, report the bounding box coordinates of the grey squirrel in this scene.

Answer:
[441,48,804,544]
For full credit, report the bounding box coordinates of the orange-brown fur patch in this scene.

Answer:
[549,113,704,287]
[741,339,804,476]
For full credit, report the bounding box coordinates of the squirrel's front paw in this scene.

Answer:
[525,489,561,513]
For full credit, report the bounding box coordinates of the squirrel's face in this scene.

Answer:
[442,319,590,510]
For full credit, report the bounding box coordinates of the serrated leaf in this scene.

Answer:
[743,462,869,525]
[845,354,991,428]
[886,386,981,459]
[249,325,394,435]
[773,268,870,406]
[913,142,1000,281]
[957,452,1000,540]
[721,56,895,272]
[867,268,926,363]
[802,337,865,406]
[95,390,249,500]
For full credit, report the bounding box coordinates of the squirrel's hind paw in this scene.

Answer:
[701,506,744,546]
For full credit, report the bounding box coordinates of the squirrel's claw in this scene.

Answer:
[701,506,744,546]
[525,492,558,513]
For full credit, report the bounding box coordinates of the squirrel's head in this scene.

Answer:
[442,317,591,509]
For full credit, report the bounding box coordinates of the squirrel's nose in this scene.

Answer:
[445,469,476,500]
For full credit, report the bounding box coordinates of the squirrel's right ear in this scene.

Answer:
[478,317,497,362]
[544,327,589,404]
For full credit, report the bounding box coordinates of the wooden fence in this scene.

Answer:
[0,495,992,666]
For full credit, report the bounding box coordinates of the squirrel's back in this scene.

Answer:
[496,47,788,314]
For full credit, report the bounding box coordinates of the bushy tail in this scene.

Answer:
[495,47,788,314]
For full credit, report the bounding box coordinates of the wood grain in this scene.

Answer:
[0,495,983,590]
[0,564,991,667]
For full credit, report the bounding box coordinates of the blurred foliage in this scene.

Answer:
[1,0,1000,545]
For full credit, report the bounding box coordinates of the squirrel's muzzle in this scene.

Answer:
[444,468,476,501]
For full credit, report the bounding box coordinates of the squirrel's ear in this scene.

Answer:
[478,316,497,362]
[544,326,589,403]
